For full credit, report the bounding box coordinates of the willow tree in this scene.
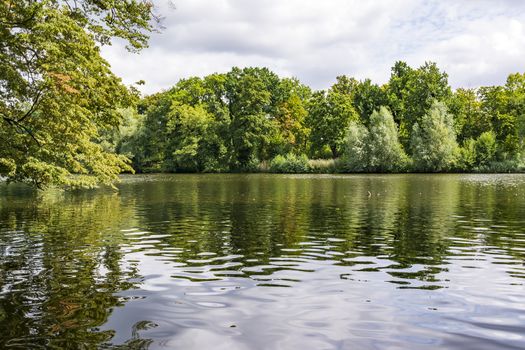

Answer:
[0,0,158,188]
[343,107,408,172]
[365,107,408,172]
[410,101,459,172]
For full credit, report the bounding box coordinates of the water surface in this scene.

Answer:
[1,174,525,349]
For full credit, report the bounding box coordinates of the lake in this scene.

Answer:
[1,174,524,349]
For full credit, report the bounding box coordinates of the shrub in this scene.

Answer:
[475,131,497,167]
[269,153,310,173]
[478,160,521,173]
[244,157,262,172]
[457,138,476,171]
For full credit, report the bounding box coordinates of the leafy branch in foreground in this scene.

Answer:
[0,0,159,188]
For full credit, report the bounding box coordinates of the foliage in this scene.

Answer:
[269,153,310,173]
[273,78,311,154]
[342,121,368,171]
[364,107,409,172]
[477,73,525,161]
[165,103,226,172]
[3,31,525,185]
[307,81,359,158]
[225,67,279,170]
[479,159,522,173]
[410,101,459,172]
[447,88,488,142]
[0,0,157,188]
[267,154,340,174]
[457,138,477,171]
[474,131,497,167]
[342,107,408,172]
[506,73,525,152]
[387,61,452,146]
[352,79,389,125]
[126,92,172,172]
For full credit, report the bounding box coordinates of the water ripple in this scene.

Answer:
[1,174,525,349]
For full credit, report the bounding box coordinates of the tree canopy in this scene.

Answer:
[0,0,158,188]
[123,63,524,175]
[410,101,459,172]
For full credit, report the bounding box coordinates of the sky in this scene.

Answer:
[101,0,525,95]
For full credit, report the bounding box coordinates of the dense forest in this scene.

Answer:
[107,62,525,175]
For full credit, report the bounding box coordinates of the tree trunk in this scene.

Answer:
[330,144,338,158]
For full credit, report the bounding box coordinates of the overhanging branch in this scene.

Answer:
[1,113,41,147]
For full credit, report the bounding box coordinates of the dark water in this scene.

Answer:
[1,174,525,349]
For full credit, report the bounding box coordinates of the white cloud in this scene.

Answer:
[101,0,525,94]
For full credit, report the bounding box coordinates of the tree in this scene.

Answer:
[342,121,368,171]
[505,73,525,153]
[331,75,358,95]
[100,107,143,156]
[475,131,497,167]
[225,67,278,169]
[387,61,452,146]
[126,76,231,173]
[479,85,520,160]
[481,73,525,161]
[458,138,477,171]
[410,101,459,172]
[307,80,358,158]
[447,88,489,142]
[273,78,311,154]
[165,103,225,172]
[0,1,158,188]
[127,92,173,172]
[342,107,408,172]
[352,79,389,125]
[365,107,409,172]
[386,61,414,140]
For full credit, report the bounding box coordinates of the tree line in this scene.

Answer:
[110,62,525,174]
[2,2,524,188]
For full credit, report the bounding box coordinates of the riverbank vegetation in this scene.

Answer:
[111,63,525,176]
[2,3,525,188]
